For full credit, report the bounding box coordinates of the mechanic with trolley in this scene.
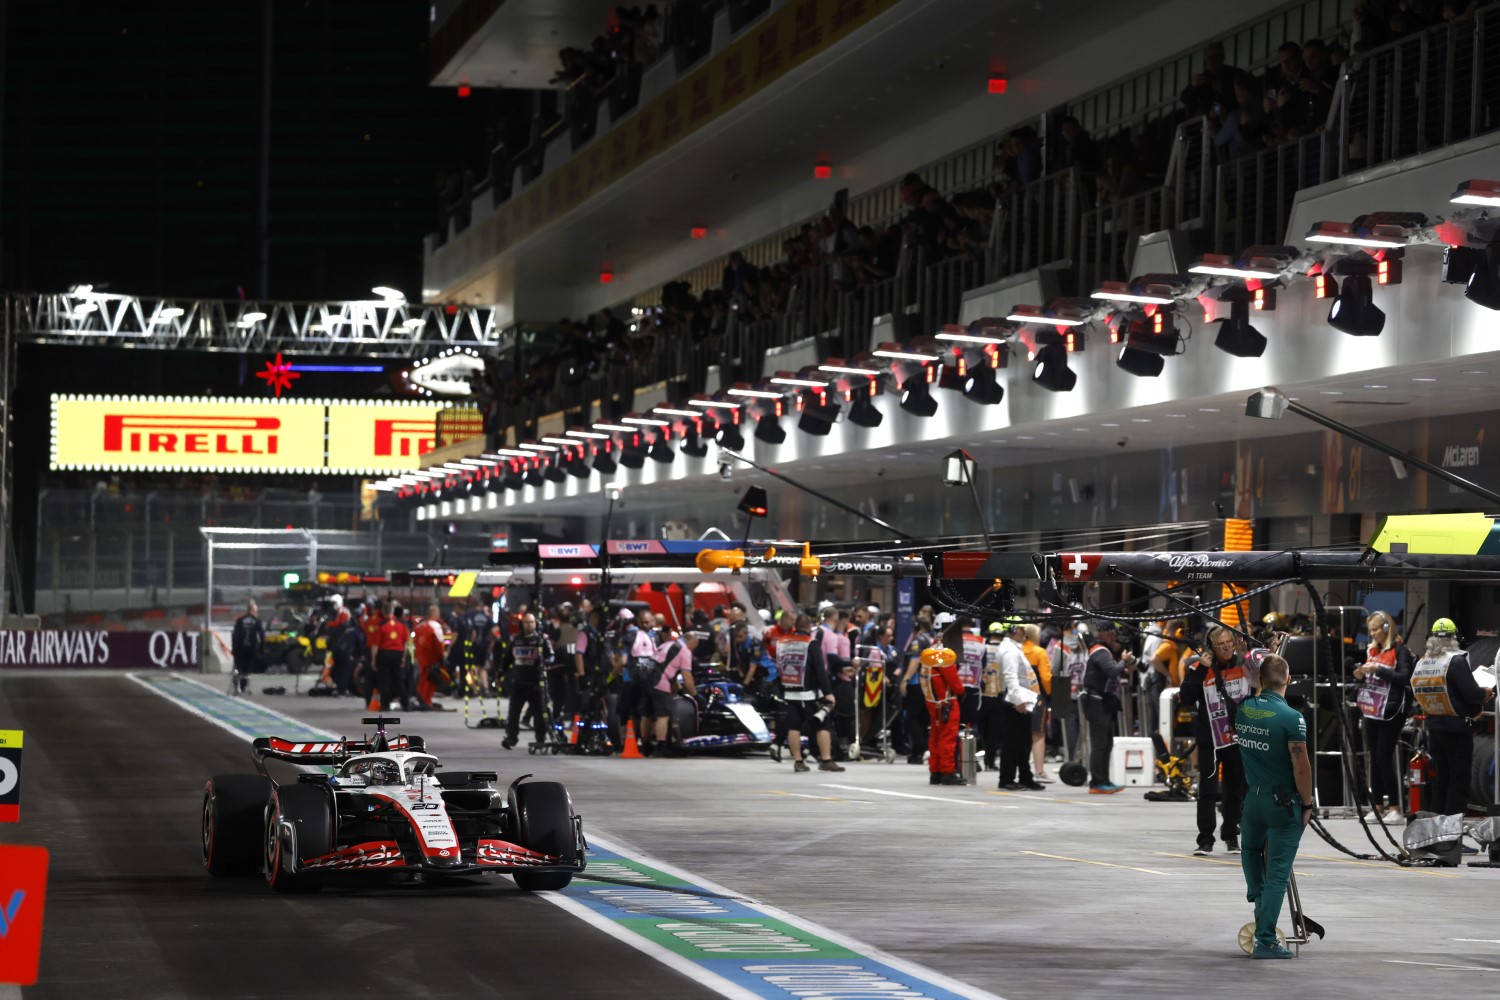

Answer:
[780,613,845,773]
[502,612,555,751]
[1234,653,1312,960]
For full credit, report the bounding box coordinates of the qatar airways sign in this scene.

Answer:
[0,629,200,669]
[51,396,444,474]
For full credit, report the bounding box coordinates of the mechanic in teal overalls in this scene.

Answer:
[1234,652,1313,959]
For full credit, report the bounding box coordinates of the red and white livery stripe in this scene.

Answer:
[303,840,407,870]
[475,839,559,867]
[371,791,460,859]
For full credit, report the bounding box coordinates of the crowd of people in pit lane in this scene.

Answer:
[230,593,1288,794]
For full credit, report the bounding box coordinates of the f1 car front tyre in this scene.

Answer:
[203,774,273,876]
[265,785,333,894]
[509,781,577,892]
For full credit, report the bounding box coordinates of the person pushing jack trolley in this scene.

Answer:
[1233,652,1324,958]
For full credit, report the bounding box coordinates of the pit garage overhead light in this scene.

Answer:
[622,414,671,426]
[648,433,675,463]
[1189,253,1282,280]
[714,421,747,450]
[899,371,939,416]
[1031,343,1076,392]
[237,311,268,327]
[1006,304,1085,327]
[797,391,842,434]
[155,306,185,321]
[727,385,785,400]
[371,286,406,301]
[1305,212,1427,249]
[769,369,830,388]
[872,342,942,362]
[753,411,786,444]
[592,422,635,432]
[1450,178,1500,206]
[541,437,579,446]
[936,326,1007,345]
[1452,245,1500,309]
[1327,274,1386,336]
[565,429,611,440]
[1090,275,1185,305]
[688,396,743,410]
[592,446,618,475]
[652,407,702,418]
[681,425,710,457]
[818,358,882,377]
[543,459,568,483]
[846,380,884,428]
[518,442,560,452]
[483,450,531,459]
[961,366,1004,404]
[1213,298,1267,358]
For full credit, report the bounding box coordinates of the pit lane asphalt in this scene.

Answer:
[0,675,719,1000]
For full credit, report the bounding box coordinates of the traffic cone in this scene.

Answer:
[621,721,644,759]
[569,714,582,746]
[367,695,381,713]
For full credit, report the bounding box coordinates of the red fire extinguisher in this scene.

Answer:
[1407,748,1430,815]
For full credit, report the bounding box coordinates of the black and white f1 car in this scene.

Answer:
[201,717,586,893]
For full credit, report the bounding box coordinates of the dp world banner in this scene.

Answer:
[50,395,444,475]
[0,630,202,670]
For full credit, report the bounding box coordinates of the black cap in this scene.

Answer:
[1091,619,1119,634]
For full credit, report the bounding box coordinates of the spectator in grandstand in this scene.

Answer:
[1213,71,1268,160]
[1094,133,1149,206]
[721,251,761,306]
[1180,41,1242,119]
[1262,41,1323,138]
[993,127,1042,195]
[1057,116,1103,180]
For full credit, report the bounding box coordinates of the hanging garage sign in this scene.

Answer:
[50,396,444,475]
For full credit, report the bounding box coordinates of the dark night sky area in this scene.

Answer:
[2,0,502,302]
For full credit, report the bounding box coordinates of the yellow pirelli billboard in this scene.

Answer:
[326,401,442,474]
[51,396,445,475]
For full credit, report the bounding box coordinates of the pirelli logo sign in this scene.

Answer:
[51,396,444,475]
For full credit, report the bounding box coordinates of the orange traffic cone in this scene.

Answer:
[368,696,381,713]
[569,714,582,746]
[620,721,644,759]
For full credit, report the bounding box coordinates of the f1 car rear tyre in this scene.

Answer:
[508,781,577,892]
[265,785,333,894]
[203,774,272,876]
[671,694,699,741]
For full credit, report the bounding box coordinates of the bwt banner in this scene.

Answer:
[50,395,445,475]
[0,630,200,670]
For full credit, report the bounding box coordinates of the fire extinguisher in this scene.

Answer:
[1407,748,1430,815]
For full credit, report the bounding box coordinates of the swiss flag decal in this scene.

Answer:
[1058,553,1103,582]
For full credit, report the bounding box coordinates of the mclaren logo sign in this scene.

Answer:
[52,395,445,475]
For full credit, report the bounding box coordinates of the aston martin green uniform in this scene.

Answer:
[1235,692,1308,951]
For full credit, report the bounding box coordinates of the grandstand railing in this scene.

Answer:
[485,3,1500,439]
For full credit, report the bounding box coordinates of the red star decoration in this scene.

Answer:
[257,352,300,397]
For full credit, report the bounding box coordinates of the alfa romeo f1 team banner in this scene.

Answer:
[50,396,444,475]
[0,630,201,670]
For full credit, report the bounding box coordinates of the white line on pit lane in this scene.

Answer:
[820,783,1020,807]
[1385,960,1500,972]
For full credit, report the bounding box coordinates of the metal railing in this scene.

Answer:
[32,487,495,616]
[5,292,516,358]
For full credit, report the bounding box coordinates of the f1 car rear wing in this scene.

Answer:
[252,735,427,766]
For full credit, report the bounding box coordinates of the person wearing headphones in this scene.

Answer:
[1411,617,1492,817]
[1352,610,1414,822]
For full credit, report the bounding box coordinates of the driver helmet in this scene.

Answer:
[329,593,344,609]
